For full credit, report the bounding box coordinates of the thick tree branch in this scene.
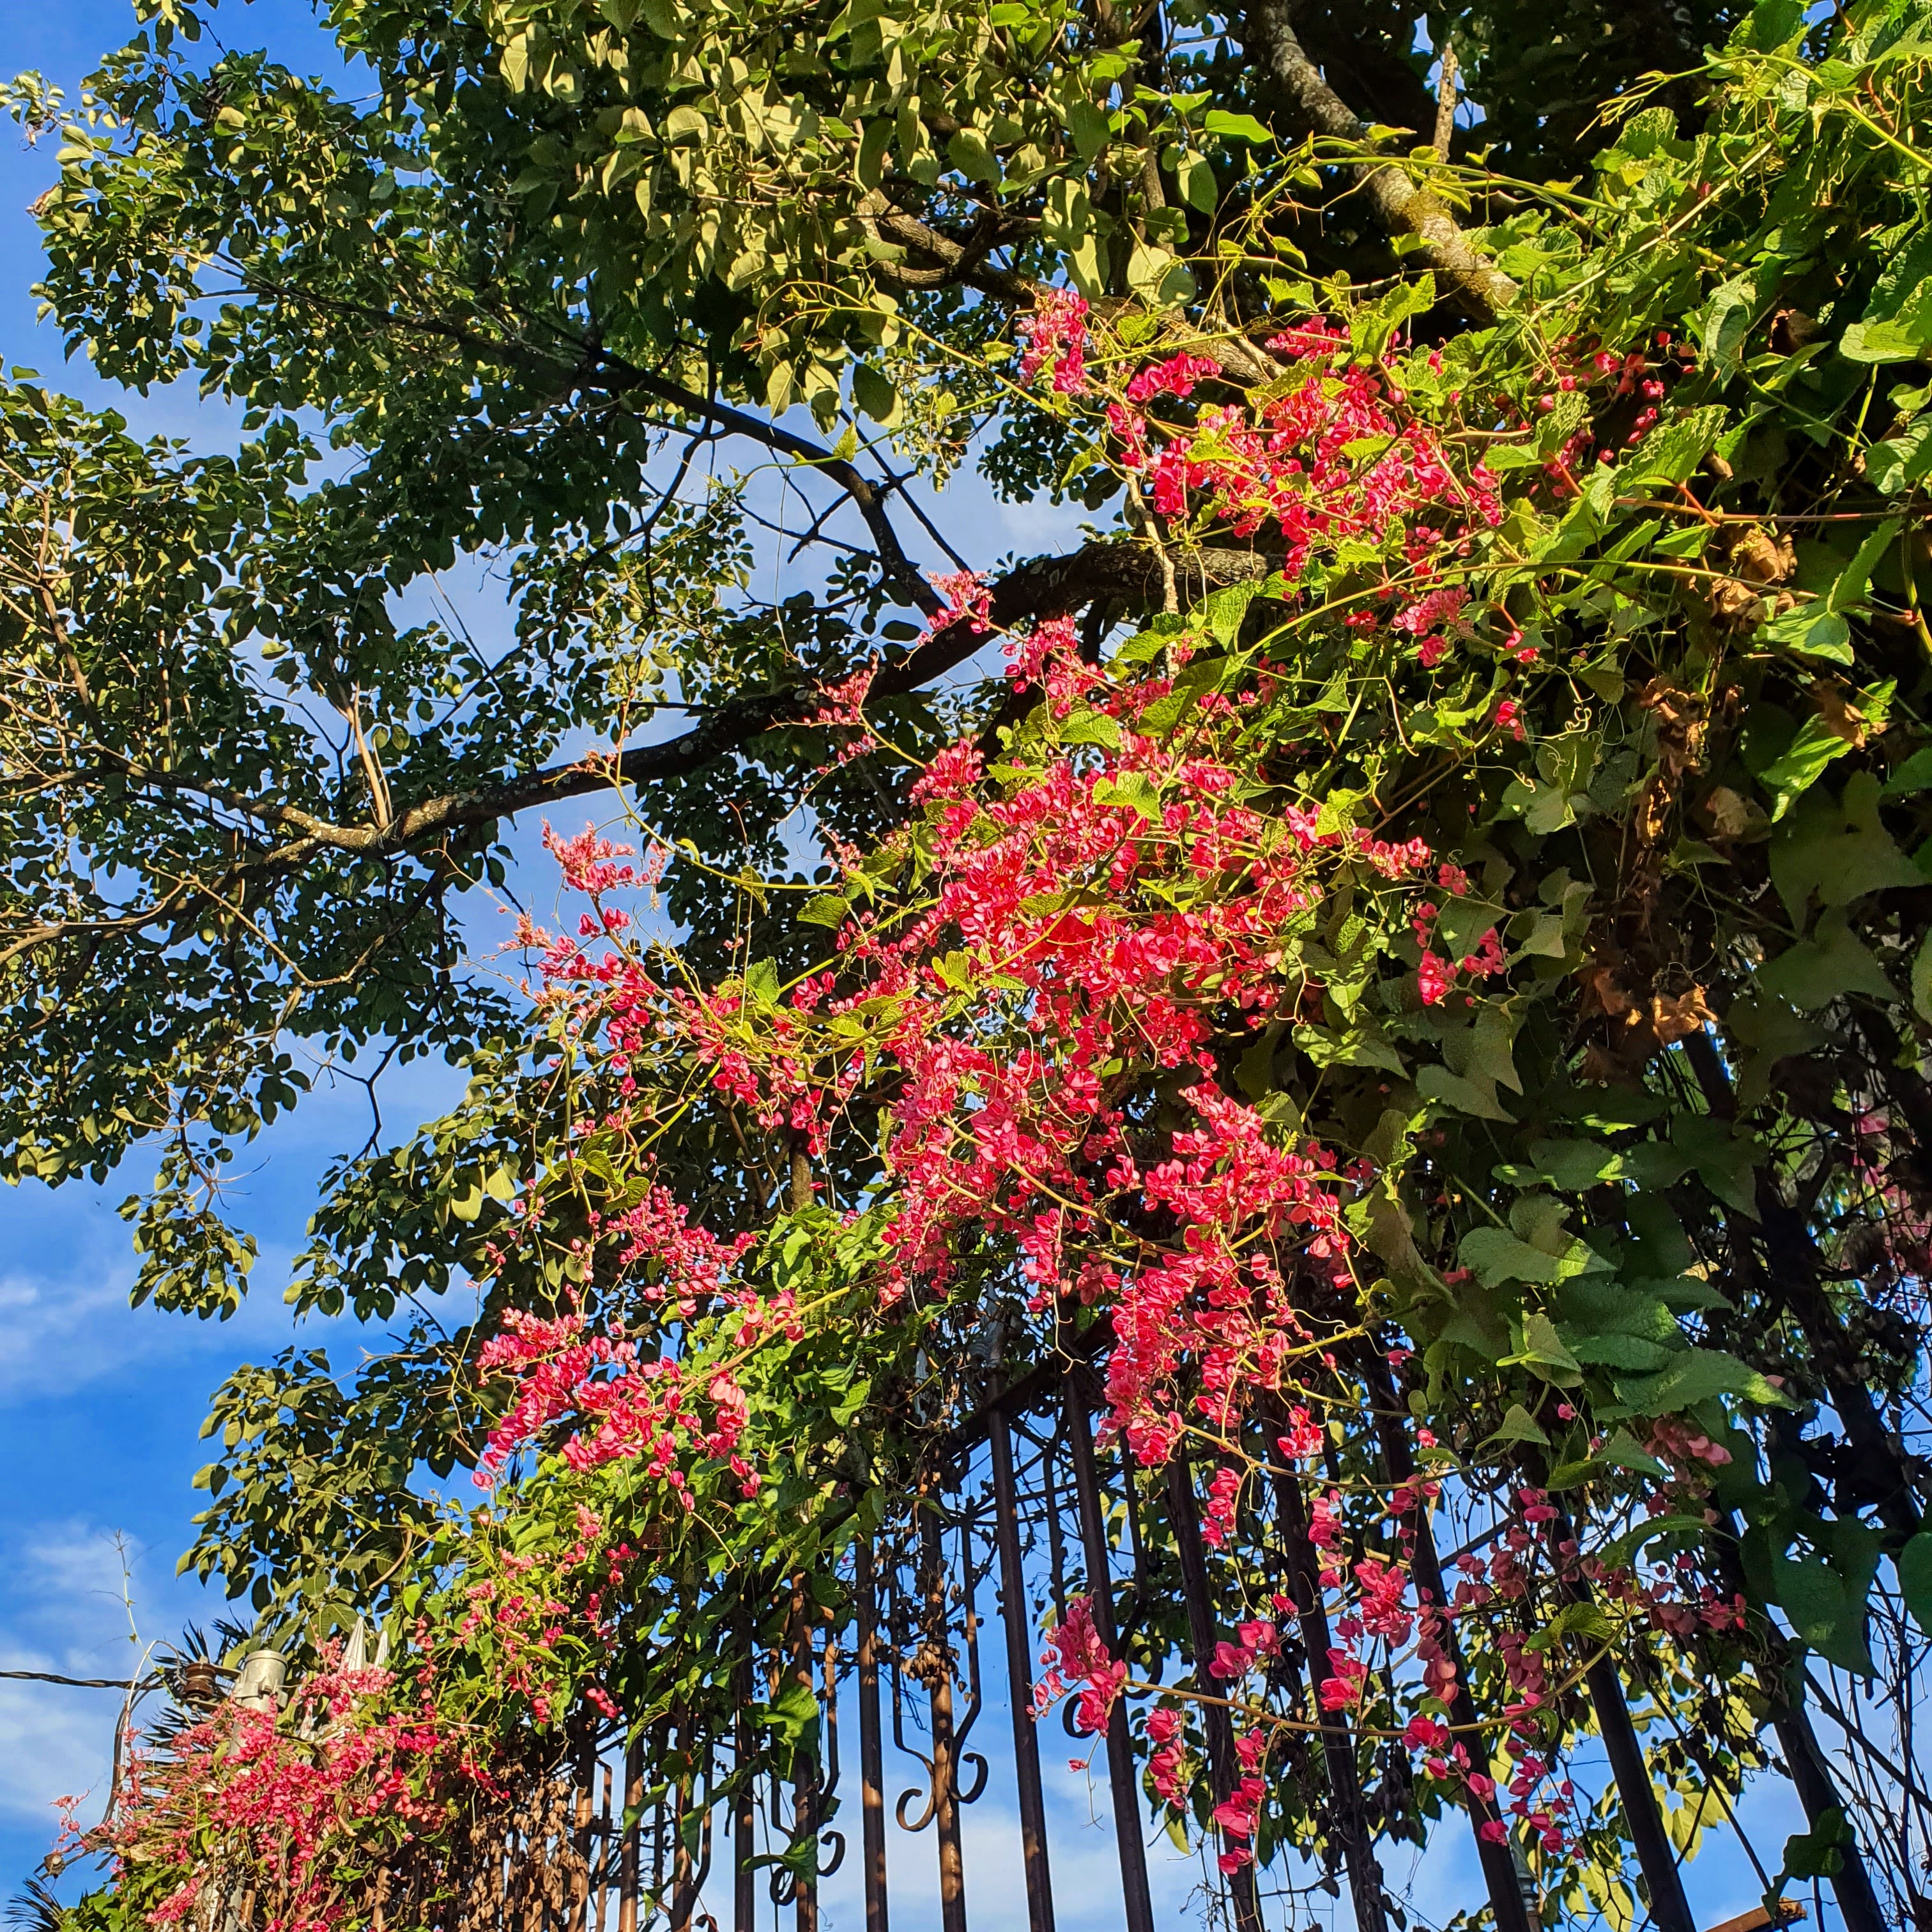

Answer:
[1240,2,1517,321]
[48,543,1268,882]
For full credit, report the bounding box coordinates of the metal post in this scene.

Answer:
[735,1622,758,1932]
[919,1497,969,1932]
[1165,1451,1262,1932]
[855,1539,891,1932]
[1061,1377,1156,1932]
[990,1407,1056,1932]
[1354,1369,1529,1932]
[1272,1462,1393,1932]
[1526,1487,1696,1932]
[789,1581,820,1932]
[572,1724,596,1932]
[616,1737,643,1932]
[595,1760,613,1932]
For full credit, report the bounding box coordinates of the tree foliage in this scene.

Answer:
[13,0,1932,1923]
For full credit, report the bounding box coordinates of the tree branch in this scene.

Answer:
[588,356,944,617]
[1240,2,1517,321]
[237,275,944,617]
[45,542,1269,885]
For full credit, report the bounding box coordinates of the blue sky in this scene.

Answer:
[0,3,1824,1924]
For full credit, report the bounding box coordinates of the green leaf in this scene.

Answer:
[761,1677,821,1747]
[1416,1065,1514,1121]
[1064,98,1110,162]
[1756,718,1854,818]
[1866,417,1932,493]
[1769,771,1924,916]
[1459,1225,1611,1287]
[946,128,997,185]
[1481,1402,1551,1448]
[1756,908,1897,1010]
[1501,1311,1584,1385]
[1771,1551,1874,1676]
[1057,707,1124,749]
[1899,1531,1932,1632]
[1883,746,1932,797]
[1436,896,1506,962]
[1569,1331,1677,1371]
[1780,1808,1849,1883]
[1127,241,1194,307]
[1828,516,1901,612]
[1756,601,1851,663]
[1615,1346,1787,1414]
[799,894,849,929]
[1176,149,1218,213]
[1597,1427,1669,1477]
[1203,109,1273,144]
[1840,276,1932,362]
[1839,316,1932,362]
[1200,579,1262,644]
[1726,992,1827,1110]
[1625,405,1729,485]
[1696,277,1756,371]
[1093,773,1162,821]
[1522,1601,1618,1652]
[1913,931,1932,1024]
[1522,1137,1620,1191]
[852,360,901,426]
[1670,1114,1761,1217]
[1600,1512,1710,1570]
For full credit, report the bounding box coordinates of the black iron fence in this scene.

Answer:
[506,1358,1422,1932]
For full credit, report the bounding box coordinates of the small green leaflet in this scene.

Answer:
[1459,1225,1612,1287]
[1827,516,1900,613]
[1093,773,1163,821]
[1755,601,1851,664]
[744,958,783,1007]
[799,894,849,928]
[1481,1402,1550,1447]
[1203,109,1272,143]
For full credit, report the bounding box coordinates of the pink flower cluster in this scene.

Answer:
[95,1649,459,1932]
[1032,1594,1126,1735]
[1018,288,1091,394]
[476,1305,757,1502]
[1104,318,1501,584]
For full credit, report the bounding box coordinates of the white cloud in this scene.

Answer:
[0,1233,303,1406]
[0,1523,163,1834]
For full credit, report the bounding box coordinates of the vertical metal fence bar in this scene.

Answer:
[788,1583,820,1932]
[1165,1451,1262,1932]
[1061,1377,1156,1932]
[1355,1366,1537,1932]
[989,1407,1055,1932]
[617,1737,643,1932]
[1270,1462,1390,1932]
[855,1539,891,1932]
[572,1729,595,1932]
[735,1610,758,1932]
[1037,1421,1070,1621]
[1575,1641,1698,1932]
[919,1496,969,1932]
[596,1761,613,1932]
